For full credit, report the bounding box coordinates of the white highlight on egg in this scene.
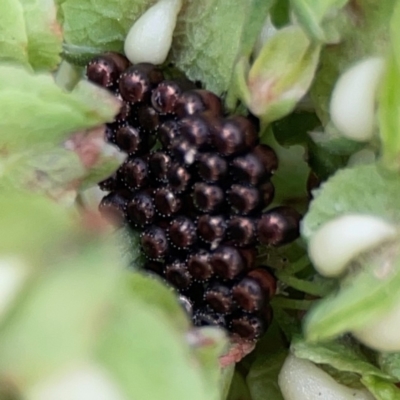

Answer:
[28,364,128,400]
[124,0,183,65]
[309,214,397,277]
[330,57,385,142]
[278,354,375,400]
[352,298,400,352]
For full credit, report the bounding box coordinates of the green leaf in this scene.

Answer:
[270,0,290,28]
[246,25,321,123]
[0,0,62,70]
[263,130,310,211]
[247,351,287,400]
[62,0,152,58]
[290,0,349,42]
[272,110,321,147]
[310,1,395,125]
[3,147,85,194]
[226,371,252,400]
[0,65,120,151]
[308,124,363,156]
[361,376,400,400]
[95,302,217,400]
[379,352,400,381]
[302,163,400,242]
[304,243,400,342]
[379,52,400,170]
[377,0,400,171]
[171,0,271,94]
[292,336,393,380]
[0,240,124,389]
[127,272,190,332]
[0,190,73,263]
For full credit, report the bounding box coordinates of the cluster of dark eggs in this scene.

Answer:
[86,51,301,341]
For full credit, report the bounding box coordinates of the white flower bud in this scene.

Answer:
[330,57,385,142]
[352,298,400,352]
[28,364,128,400]
[309,214,397,277]
[278,354,375,400]
[124,0,183,65]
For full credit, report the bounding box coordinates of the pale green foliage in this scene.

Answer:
[0,0,62,70]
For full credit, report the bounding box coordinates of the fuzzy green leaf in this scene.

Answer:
[171,0,271,94]
[304,243,400,342]
[0,65,120,151]
[361,376,400,400]
[378,3,400,171]
[95,301,220,400]
[126,273,190,332]
[310,0,395,124]
[0,0,62,70]
[62,0,153,59]
[379,353,400,382]
[302,163,400,241]
[292,336,393,380]
[290,0,349,42]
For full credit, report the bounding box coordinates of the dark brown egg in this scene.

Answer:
[114,95,131,123]
[187,249,214,282]
[231,153,267,186]
[151,80,182,114]
[168,216,197,249]
[247,268,276,300]
[227,217,257,247]
[86,52,128,88]
[232,279,264,313]
[158,120,180,150]
[192,183,224,213]
[197,153,227,182]
[204,283,233,314]
[227,184,260,215]
[228,314,267,341]
[148,151,171,182]
[306,171,321,199]
[121,157,148,189]
[210,246,245,280]
[178,116,211,149]
[170,139,197,165]
[143,260,164,276]
[165,261,192,290]
[258,181,275,209]
[257,206,301,246]
[153,187,181,217]
[214,116,258,156]
[118,63,164,103]
[253,144,278,175]
[193,308,226,327]
[126,192,155,227]
[197,215,226,244]
[175,89,222,118]
[140,225,169,260]
[238,248,257,270]
[115,125,141,154]
[137,104,161,132]
[98,173,120,192]
[98,192,128,225]
[168,163,191,193]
